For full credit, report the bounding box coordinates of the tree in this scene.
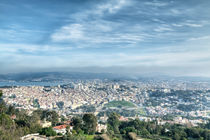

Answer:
[56,101,64,109]
[66,125,70,134]
[0,90,2,98]
[0,91,7,113]
[201,130,210,140]
[0,113,14,129]
[138,128,150,137]
[33,99,40,108]
[185,128,200,138]
[29,122,42,134]
[173,133,181,140]
[71,116,82,132]
[39,127,56,137]
[204,119,210,129]
[42,110,59,126]
[7,105,16,115]
[107,113,120,134]
[32,109,43,118]
[30,111,41,124]
[82,113,97,134]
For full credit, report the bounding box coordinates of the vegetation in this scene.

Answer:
[39,126,56,137]
[0,90,210,140]
[0,90,98,139]
[56,101,64,109]
[105,100,136,108]
[71,116,83,132]
[70,113,98,134]
[33,98,40,108]
[83,114,97,135]
[98,108,141,117]
[107,113,120,134]
[74,105,96,113]
[0,90,58,139]
[33,109,59,126]
[105,113,210,140]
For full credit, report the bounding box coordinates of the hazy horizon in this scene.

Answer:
[0,0,210,77]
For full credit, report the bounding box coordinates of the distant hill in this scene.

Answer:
[0,72,126,82]
[0,72,209,82]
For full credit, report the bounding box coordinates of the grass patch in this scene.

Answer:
[137,108,146,115]
[105,100,135,108]
[85,135,94,140]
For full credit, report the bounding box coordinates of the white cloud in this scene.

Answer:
[144,1,169,7]
[154,26,173,32]
[172,20,204,28]
[185,23,203,27]
[188,35,210,41]
[97,0,128,14]
[170,9,181,15]
[172,24,184,27]
[51,24,84,42]
[50,0,138,45]
[51,20,145,45]
[1,42,210,77]
[0,43,72,54]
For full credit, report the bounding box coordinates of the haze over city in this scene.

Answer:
[0,0,210,77]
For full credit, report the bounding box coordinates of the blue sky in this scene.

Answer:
[0,0,210,77]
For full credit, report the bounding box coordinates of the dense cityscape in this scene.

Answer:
[2,79,210,118]
[0,78,210,140]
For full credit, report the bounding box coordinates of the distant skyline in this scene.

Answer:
[0,0,210,77]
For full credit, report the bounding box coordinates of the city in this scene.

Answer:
[0,78,210,139]
[2,80,210,119]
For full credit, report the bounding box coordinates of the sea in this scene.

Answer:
[0,81,69,87]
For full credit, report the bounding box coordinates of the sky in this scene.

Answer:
[0,0,210,77]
